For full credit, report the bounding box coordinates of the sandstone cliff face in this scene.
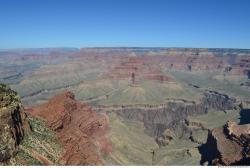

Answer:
[27,91,109,165]
[200,121,250,165]
[0,84,29,162]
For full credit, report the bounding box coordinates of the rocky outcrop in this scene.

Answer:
[0,84,29,162]
[200,121,250,165]
[27,91,110,165]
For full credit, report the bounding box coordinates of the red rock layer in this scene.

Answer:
[27,91,110,165]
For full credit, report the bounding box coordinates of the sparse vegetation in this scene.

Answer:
[9,117,63,165]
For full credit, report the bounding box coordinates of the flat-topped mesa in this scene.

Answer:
[200,121,250,165]
[27,91,110,165]
[0,84,29,162]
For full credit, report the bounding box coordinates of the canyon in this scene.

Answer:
[0,47,250,165]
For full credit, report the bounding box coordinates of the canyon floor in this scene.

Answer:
[0,48,250,165]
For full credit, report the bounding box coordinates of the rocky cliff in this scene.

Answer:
[27,91,109,165]
[95,90,237,144]
[200,121,250,165]
[0,84,29,162]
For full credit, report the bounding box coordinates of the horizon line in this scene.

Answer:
[1,46,250,51]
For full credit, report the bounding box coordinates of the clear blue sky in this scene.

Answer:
[0,0,250,49]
